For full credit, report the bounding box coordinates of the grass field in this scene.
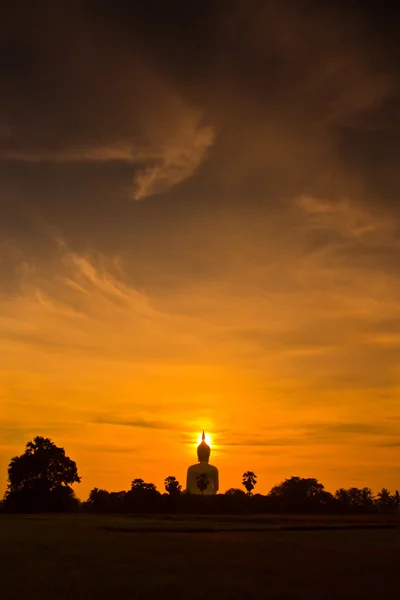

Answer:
[1,514,399,599]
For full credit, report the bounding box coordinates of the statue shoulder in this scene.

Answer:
[187,463,199,472]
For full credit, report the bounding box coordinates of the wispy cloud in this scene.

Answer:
[322,422,395,436]
[373,439,400,448]
[1,1,400,497]
[1,114,214,201]
[0,30,215,202]
[94,416,178,431]
[132,114,215,200]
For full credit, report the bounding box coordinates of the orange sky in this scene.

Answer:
[1,2,400,499]
[1,232,399,499]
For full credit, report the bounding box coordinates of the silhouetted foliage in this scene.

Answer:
[49,484,79,512]
[334,487,375,514]
[122,478,161,512]
[131,478,157,493]
[80,476,399,516]
[242,471,257,496]
[164,476,182,496]
[196,473,209,495]
[268,476,335,513]
[225,488,247,497]
[3,440,399,515]
[3,436,80,512]
[376,488,391,512]
[87,488,111,512]
[374,488,400,514]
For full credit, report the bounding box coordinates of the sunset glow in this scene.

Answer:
[1,2,400,502]
[197,433,212,447]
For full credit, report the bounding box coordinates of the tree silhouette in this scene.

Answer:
[225,488,247,497]
[268,476,333,512]
[88,488,110,512]
[127,478,160,512]
[360,487,374,509]
[131,478,145,490]
[6,437,399,516]
[393,490,400,511]
[376,488,400,514]
[196,473,209,495]
[377,488,391,512]
[242,471,257,496]
[164,476,182,496]
[131,479,158,493]
[87,488,128,512]
[4,436,80,512]
[335,487,375,513]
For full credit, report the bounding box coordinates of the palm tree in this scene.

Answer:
[393,490,400,512]
[242,471,257,496]
[376,488,392,513]
[377,487,391,501]
[196,473,209,495]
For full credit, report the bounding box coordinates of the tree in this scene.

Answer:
[127,478,160,512]
[376,488,400,514]
[131,478,145,490]
[86,488,127,513]
[242,471,257,496]
[49,484,79,512]
[335,488,351,511]
[131,478,158,493]
[360,487,375,510]
[196,473,209,495]
[4,436,80,512]
[393,490,400,512]
[88,488,111,512]
[268,476,332,512]
[376,488,392,513]
[164,476,182,496]
[225,488,247,497]
[109,491,127,512]
[335,487,375,513]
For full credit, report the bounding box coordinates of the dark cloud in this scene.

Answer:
[1,1,399,206]
[1,3,215,204]
[1,0,399,265]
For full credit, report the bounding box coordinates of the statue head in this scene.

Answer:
[197,430,211,463]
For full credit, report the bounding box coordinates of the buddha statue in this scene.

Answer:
[186,431,219,495]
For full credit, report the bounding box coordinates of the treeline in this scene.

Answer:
[84,476,400,515]
[2,437,399,515]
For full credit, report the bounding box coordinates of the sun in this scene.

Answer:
[197,432,212,446]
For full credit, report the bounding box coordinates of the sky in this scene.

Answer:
[1,0,400,499]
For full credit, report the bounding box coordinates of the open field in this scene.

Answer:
[1,514,399,599]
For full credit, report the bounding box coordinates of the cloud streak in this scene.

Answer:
[1,1,400,497]
[1,114,214,201]
[0,4,215,201]
[94,416,179,431]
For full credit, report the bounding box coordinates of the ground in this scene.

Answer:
[0,514,399,599]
